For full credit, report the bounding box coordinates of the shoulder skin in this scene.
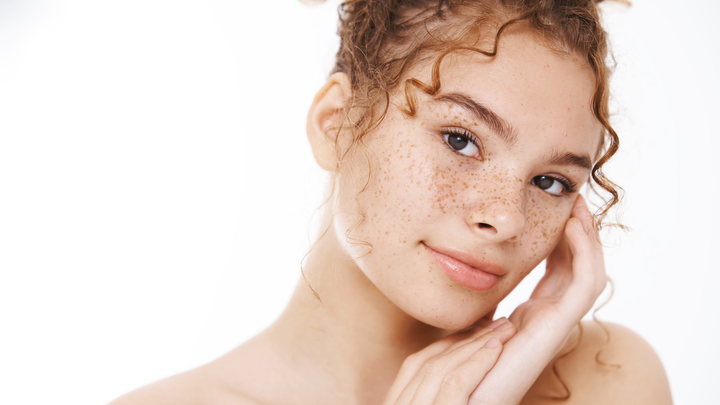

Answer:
[521,321,673,405]
[107,366,264,405]
[110,321,672,405]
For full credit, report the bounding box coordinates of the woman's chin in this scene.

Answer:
[398,295,498,331]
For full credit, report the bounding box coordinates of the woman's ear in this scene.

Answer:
[306,72,352,172]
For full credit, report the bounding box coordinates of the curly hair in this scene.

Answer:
[311,0,624,231]
[303,0,627,400]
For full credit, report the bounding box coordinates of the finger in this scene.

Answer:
[545,229,572,273]
[400,322,516,405]
[529,234,573,300]
[460,307,497,332]
[385,323,498,405]
[384,333,470,405]
[445,318,513,353]
[391,320,512,405]
[529,197,592,301]
[532,195,598,301]
[467,198,605,405]
[432,338,503,405]
[561,208,607,314]
[388,319,513,405]
[571,194,600,247]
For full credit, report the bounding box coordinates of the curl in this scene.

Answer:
[302,0,630,328]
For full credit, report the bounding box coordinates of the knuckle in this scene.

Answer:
[402,339,452,369]
[441,370,469,391]
[467,354,494,367]
[401,353,421,369]
[487,323,515,338]
[501,321,517,333]
[586,274,607,295]
[422,356,451,377]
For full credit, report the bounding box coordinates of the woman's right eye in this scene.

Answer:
[442,131,481,158]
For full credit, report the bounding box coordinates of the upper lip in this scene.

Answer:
[423,243,506,276]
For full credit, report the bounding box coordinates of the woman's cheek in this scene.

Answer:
[520,198,572,266]
[337,133,430,249]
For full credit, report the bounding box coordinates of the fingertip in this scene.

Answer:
[564,217,583,237]
[564,218,588,255]
[484,337,501,349]
[572,194,591,216]
[571,197,603,247]
[492,319,515,333]
[486,317,506,330]
[566,214,603,260]
[576,194,593,212]
[570,201,591,235]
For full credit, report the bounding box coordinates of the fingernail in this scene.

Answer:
[484,337,501,348]
[487,318,507,330]
[493,321,513,332]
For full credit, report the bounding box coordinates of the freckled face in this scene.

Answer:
[332,32,602,330]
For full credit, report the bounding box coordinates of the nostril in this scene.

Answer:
[477,223,497,234]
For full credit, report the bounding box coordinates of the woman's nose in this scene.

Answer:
[468,195,526,243]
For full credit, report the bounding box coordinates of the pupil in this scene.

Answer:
[535,176,554,189]
[448,135,468,150]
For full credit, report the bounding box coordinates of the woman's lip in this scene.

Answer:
[422,243,505,291]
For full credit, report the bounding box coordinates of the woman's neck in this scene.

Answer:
[262,224,448,404]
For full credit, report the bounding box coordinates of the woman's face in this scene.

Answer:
[333,31,601,330]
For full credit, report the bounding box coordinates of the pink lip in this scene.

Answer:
[423,243,505,291]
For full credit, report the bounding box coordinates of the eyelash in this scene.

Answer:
[440,127,484,159]
[440,127,578,196]
[540,175,578,196]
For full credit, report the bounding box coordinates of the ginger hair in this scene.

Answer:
[303,0,627,400]
[313,0,624,229]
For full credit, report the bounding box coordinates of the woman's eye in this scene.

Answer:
[443,133,480,157]
[532,175,565,195]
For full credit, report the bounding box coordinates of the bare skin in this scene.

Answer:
[110,31,672,405]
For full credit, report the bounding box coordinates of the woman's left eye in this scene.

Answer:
[442,131,480,158]
[531,175,568,196]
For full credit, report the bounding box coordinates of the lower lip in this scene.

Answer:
[424,244,499,291]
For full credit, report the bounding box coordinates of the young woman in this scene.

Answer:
[111,0,671,403]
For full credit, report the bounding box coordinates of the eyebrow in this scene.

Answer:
[546,149,593,170]
[433,92,593,170]
[434,92,518,147]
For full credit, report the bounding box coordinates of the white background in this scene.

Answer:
[0,0,717,404]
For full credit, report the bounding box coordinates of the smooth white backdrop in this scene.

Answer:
[0,0,717,404]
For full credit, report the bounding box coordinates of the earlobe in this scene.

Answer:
[306,72,352,172]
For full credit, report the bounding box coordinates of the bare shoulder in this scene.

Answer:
[522,321,672,405]
[107,365,265,405]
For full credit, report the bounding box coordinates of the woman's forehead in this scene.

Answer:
[396,31,602,154]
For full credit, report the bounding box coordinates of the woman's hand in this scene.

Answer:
[467,194,608,405]
[382,317,517,405]
[384,195,606,405]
